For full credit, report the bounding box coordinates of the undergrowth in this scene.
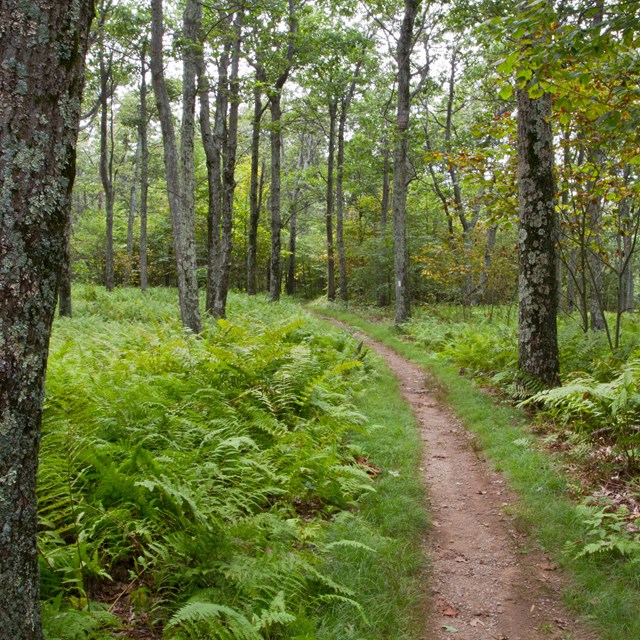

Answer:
[40,287,426,639]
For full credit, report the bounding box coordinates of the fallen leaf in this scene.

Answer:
[469,618,485,627]
[441,625,458,633]
[442,607,458,617]
[539,562,557,571]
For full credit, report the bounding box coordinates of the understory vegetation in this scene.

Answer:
[40,287,426,640]
[313,301,640,639]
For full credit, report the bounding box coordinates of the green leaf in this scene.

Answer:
[499,84,513,101]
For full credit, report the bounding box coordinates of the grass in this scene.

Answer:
[311,300,640,640]
[313,339,429,640]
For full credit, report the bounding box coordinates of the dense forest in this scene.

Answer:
[2,0,640,638]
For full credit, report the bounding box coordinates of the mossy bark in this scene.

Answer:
[0,2,93,637]
[516,88,560,388]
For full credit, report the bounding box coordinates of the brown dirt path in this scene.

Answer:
[333,321,599,640]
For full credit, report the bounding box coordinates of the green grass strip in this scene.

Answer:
[312,303,640,640]
[314,318,429,640]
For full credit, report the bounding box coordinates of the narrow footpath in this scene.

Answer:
[336,322,599,640]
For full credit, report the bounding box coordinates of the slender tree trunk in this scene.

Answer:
[214,14,243,318]
[126,131,141,286]
[377,147,391,306]
[139,42,149,292]
[247,72,265,295]
[326,101,337,301]
[150,0,202,332]
[269,95,284,301]
[516,88,559,387]
[392,0,419,325]
[58,209,73,317]
[99,52,115,291]
[336,99,349,302]
[0,3,93,636]
[202,39,229,314]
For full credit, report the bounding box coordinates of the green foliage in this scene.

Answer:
[523,360,640,467]
[40,288,381,638]
[567,502,640,561]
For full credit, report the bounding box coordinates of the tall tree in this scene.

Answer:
[392,0,420,325]
[516,87,560,387]
[267,0,297,302]
[150,0,202,332]
[0,2,93,636]
[139,40,149,292]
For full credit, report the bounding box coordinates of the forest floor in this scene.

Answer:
[329,319,599,640]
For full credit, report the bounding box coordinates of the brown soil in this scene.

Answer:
[336,322,600,640]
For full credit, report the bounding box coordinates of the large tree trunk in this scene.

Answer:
[247,71,266,295]
[99,51,115,291]
[516,88,560,388]
[213,14,243,318]
[377,147,391,306]
[392,0,419,325]
[150,0,202,332]
[0,3,93,637]
[326,101,337,301]
[139,41,149,292]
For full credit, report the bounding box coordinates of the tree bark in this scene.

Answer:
[214,13,243,318]
[326,101,337,301]
[139,41,149,292]
[268,0,297,302]
[0,3,93,637]
[99,49,115,291]
[392,0,419,326]
[150,0,202,332]
[247,70,266,295]
[516,88,560,388]
[269,95,284,301]
[58,209,73,317]
[126,129,141,286]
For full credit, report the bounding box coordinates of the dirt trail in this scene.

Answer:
[335,322,599,640]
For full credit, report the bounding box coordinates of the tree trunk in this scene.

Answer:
[269,95,284,301]
[139,41,149,292]
[214,14,243,318]
[326,101,337,301]
[126,130,141,286]
[150,0,202,332]
[516,88,560,388]
[99,52,115,291]
[202,38,229,314]
[392,0,419,326]
[0,3,93,637]
[58,209,73,317]
[336,98,350,302]
[247,71,265,295]
[377,148,391,306]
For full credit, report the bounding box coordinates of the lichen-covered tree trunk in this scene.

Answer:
[516,88,560,388]
[150,0,202,333]
[392,0,419,326]
[0,2,93,637]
